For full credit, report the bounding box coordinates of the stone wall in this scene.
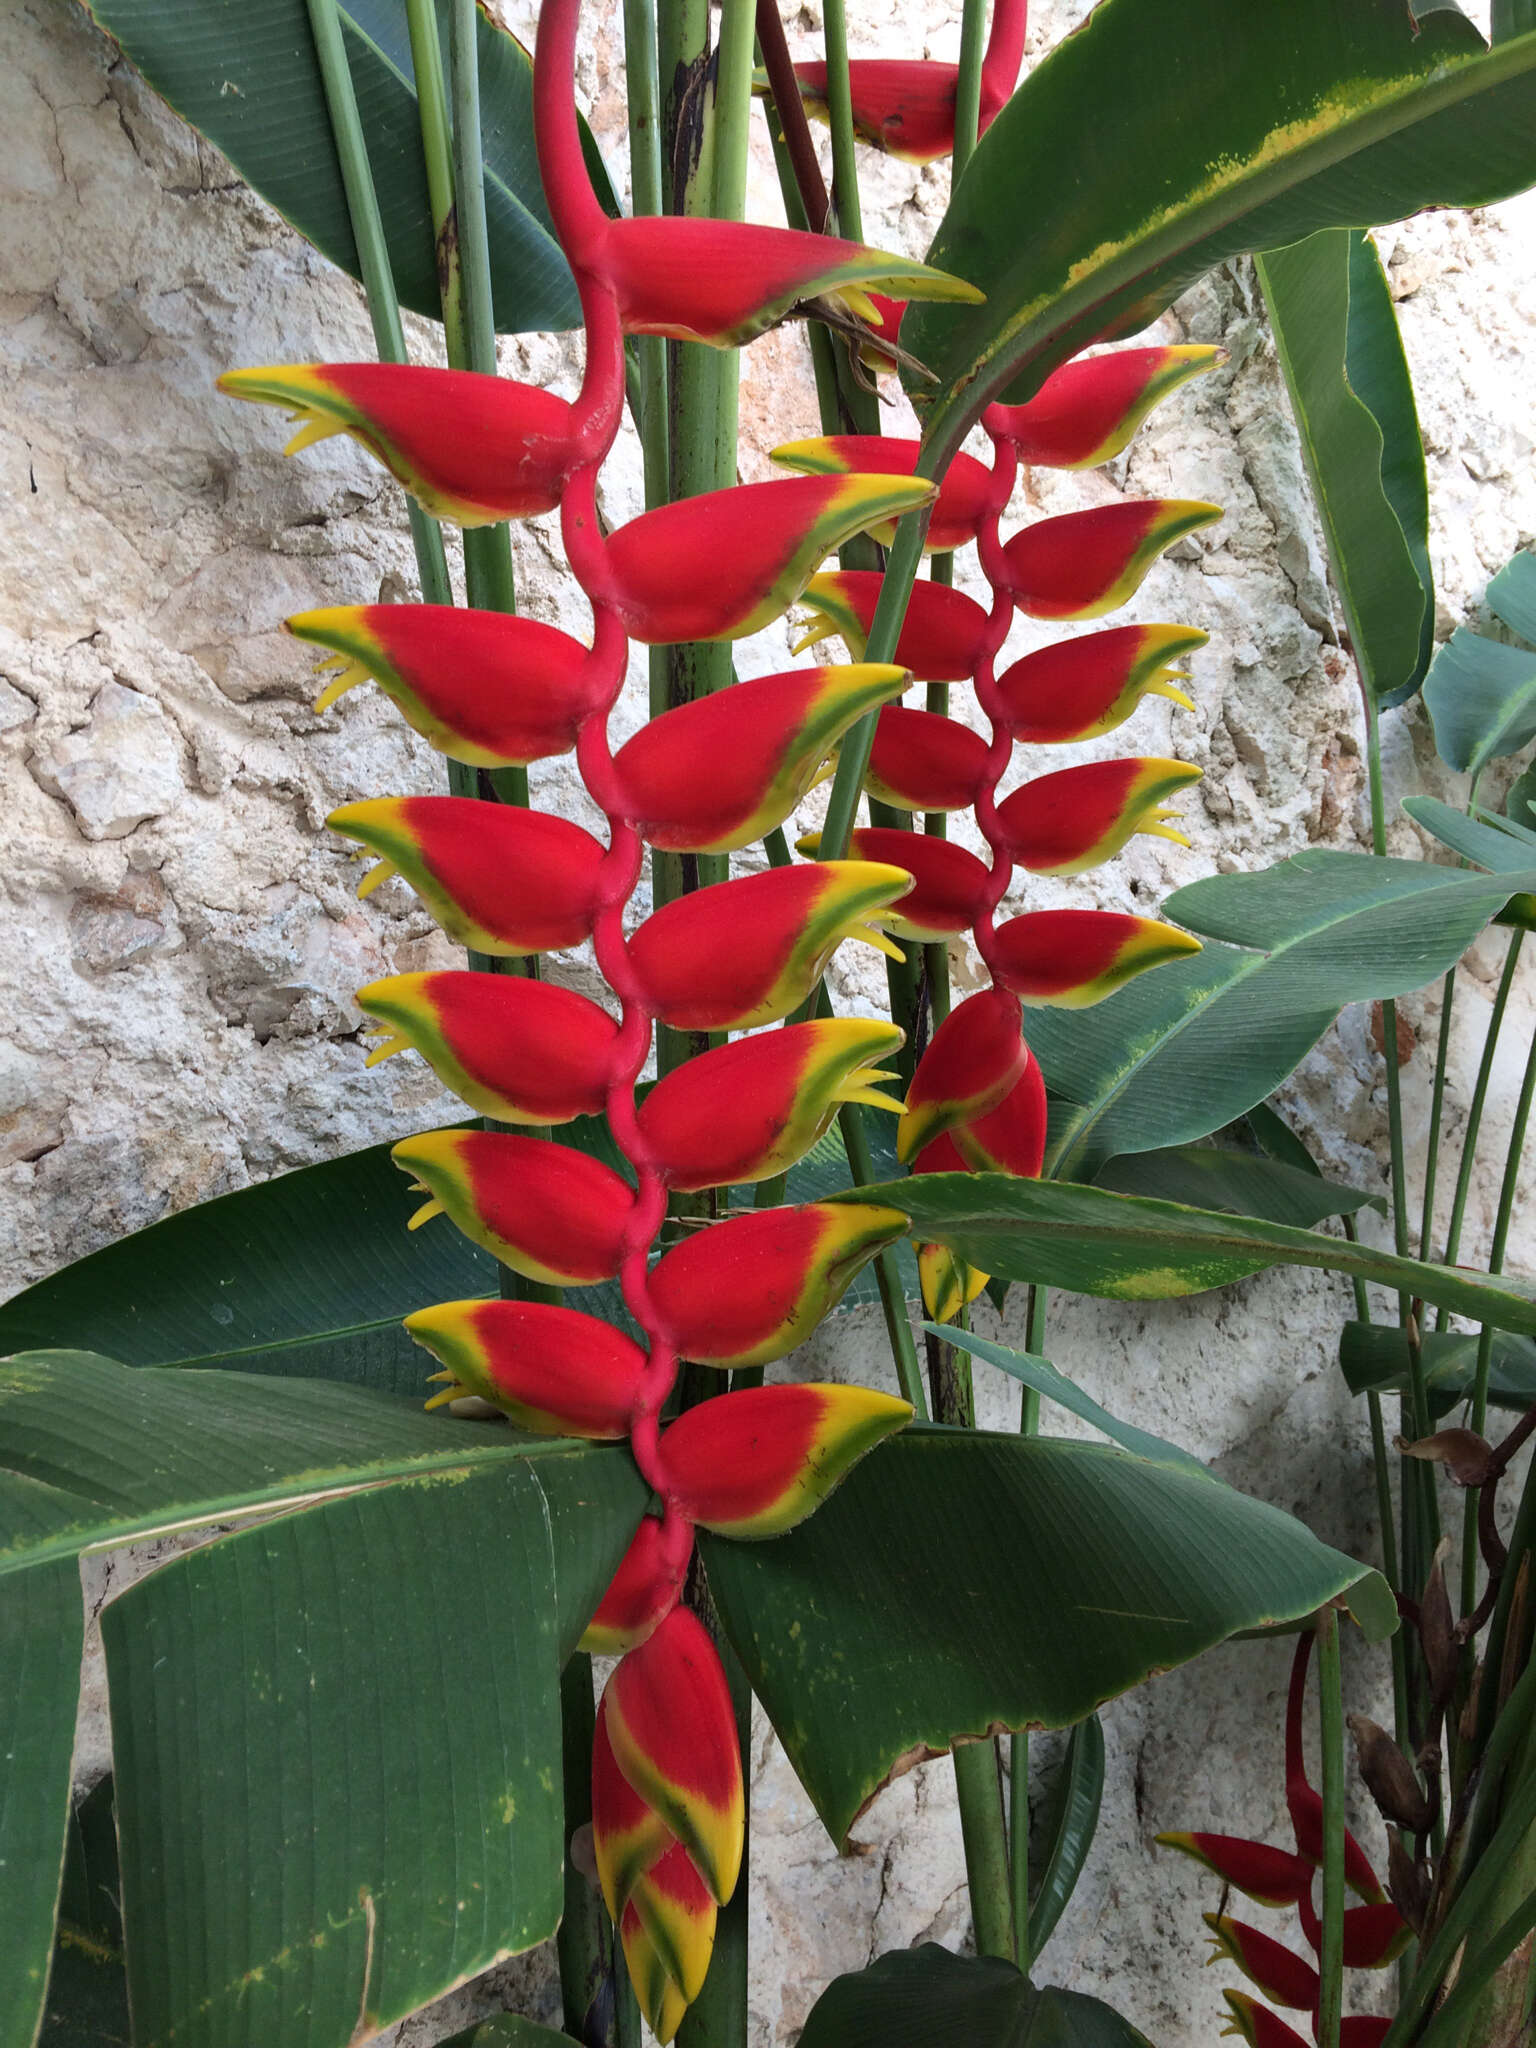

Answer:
[6,0,1536,2040]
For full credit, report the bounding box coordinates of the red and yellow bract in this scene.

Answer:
[405,1298,645,1436]
[897,987,1028,1162]
[994,757,1202,875]
[864,705,989,811]
[771,435,995,551]
[800,825,991,941]
[794,569,990,680]
[990,909,1202,1007]
[391,1129,633,1288]
[997,499,1222,620]
[993,623,1205,744]
[985,345,1221,468]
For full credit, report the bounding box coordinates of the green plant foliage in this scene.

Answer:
[1029,1716,1106,1963]
[846,1175,1536,1330]
[439,2021,580,2047]
[1403,795,1536,872]
[702,1429,1392,1847]
[1094,1143,1383,1229]
[39,1780,131,2048]
[1256,229,1432,706]
[1422,635,1536,774]
[1488,551,1536,638]
[796,1945,1153,2048]
[78,0,606,333]
[1338,1322,1536,1414]
[906,0,1536,464]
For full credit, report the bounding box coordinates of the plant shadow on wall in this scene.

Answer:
[7,1,1536,2046]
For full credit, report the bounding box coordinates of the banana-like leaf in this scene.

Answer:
[1423,634,1536,774]
[1497,1,1536,44]
[80,0,607,333]
[39,1780,130,2048]
[1029,1716,1106,1965]
[797,1946,1153,2048]
[440,2022,578,2048]
[703,1429,1392,1848]
[905,2,1536,469]
[1339,1322,1536,1416]
[1257,230,1432,707]
[1488,552,1536,639]
[1095,1143,1383,1229]
[1402,795,1536,872]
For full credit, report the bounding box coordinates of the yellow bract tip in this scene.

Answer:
[364,1032,409,1068]
[842,1085,906,1115]
[408,1197,447,1231]
[283,411,349,458]
[356,858,397,901]
[791,618,838,658]
[314,657,370,713]
[1149,677,1197,712]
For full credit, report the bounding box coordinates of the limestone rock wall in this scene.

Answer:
[6,0,1536,2041]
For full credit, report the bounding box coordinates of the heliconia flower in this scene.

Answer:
[798,826,991,942]
[590,476,935,645]
[896,987,1027,1163]
[637,1018,906,1191]
[648,1202,910,1370]
[793,570,990,681]
[592,1695,675,1925]
[328,797,606,957]
[856,293,909,373]
[1338,2021,1391,2047]
[593,215,982,348]
[218,364,579,526]
[618,1900,690,2046]
[658,1382,912,1538]
[602,1607,745,1904]
[770,437,994,552]
[984,345,1222,469]
[391,1129,632,1289]
[989,908,1201,1007]
[993,757,1202,875]
[788,0,1027,163]
[863,705,990,812]
[612,664,909,853]
[951,1050,1047,1176]
[1203,1916,1319,2011]
[996,500,1221,621]
[1154,1832,1316,1909]
[356,971,617,1126]
[1298,1893,1411,1971]
[580,1516,690,1657]
[1218,1992,1310,2048]
[404,1298,644,1436]
[289,604,603,768]
[918,1238,989,1325]
[626,1838,718,2007]
[626,863,913,1032]
[993,624,1206,744]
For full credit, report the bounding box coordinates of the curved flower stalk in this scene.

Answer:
[787,344,1218,1317]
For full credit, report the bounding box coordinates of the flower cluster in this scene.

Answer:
[1158,1633,1407,2046]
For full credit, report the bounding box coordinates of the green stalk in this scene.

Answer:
[303,0,451,614]
[838,1102,928,1418]
[1438,931,1527,1310]
[951,0,988,178]
[1011,1282,1048,1964]
[954,1739,1016,1961]
[820,0,863,242]
[403,0,465,360]
[1315,1611,1345,2048]
[1418,970,1457,1262]
[820,517,931,857]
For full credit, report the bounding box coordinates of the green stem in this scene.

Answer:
[1439,931,1527,1309]
[820,0,863,241]
[820,517,931,858]
[1419,969,1457,1262]
[951,0,988,178]
[1315,1610,1346,2048]
[839,1103,928,1418]
[403,0,466,361]
[954,1740,1016,1962]
[1010,1283,1047,1964]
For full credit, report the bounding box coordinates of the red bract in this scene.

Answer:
[1154,1832,1316,1908]
[990,909,1202,1007]
[218,363,580,525]
[951,1051,1047,1176]
[289,604,604,766]
[799,825,991,941]
[897,987,1028,1162]
[356,971,617,1125]
[658,1382,912,1536]
[592,475,935,643]
[997,499,1221,620]
[391,1129,632,1288]
[985,345,1221,468]
[994,757,1202,875]
[405,1298,645,1436]
[1219,1993,1311,2048]
[794,569,990,680]
[649,1202,910,1369]
[627,862,912,1031]
[993,623,1206,744]
[626,1838,717,2005]
[865,705,990,812]
[1204,1916,1320,2011]
[771,436,995,551]
[612,664,909,852]
[581,1516,689,1656]
[328,797,606,956]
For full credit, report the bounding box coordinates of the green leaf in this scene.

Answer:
[1256,229,1431,706]
[1496,0,1536,40]
[1488,551,1536,640]
[439,2021,578,2048]
[840,1174,1536,1334]
[905,1,1536,464]
[703,1428,1391,1847]
[1508,759,1536,827]
[105,1469,565,2048]
[41,1781,131,2048]
[1422,629,1536,773]
[1402,796,1536,875]
[1339,1322,1536,1415]
[1029,1717,1106,1964]
[1030,850,1532,1179]
[797,1946,1154,2048]
[80,0,593,334]
[1094,1143,1383,1229]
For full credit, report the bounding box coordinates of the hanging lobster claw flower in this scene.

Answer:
[1203,1917,1319,2011]
[391,1129,633,1288]
[592,1695,676,1924]
[896,987,1026,1162]
[771,437,994,552]
[627,1839,718,2007]
[595,215,981,347]
[591,476,935,645]
[290,605,603,768]
[1218,1992,1310,2048]
[648,1202,909,1369]
[658,1383,912,1538]
[990,909,1201,1007]
[912,1133,990,1324]
[580,1515,690,1656]
[984,345,1221,469]
[612,664,909,852]
[356,971,618,1125]
[997,500,1221,621]
[1337,2023,1391,2047]
[951,1050,1047,1176]
[405,1299,644,1436]
[794,570,989,682]
[993,624,1206,744]
[219,364,580,526]
[618,1901,690,2046]
[603,1608,744,1904]
[797,826,989,941]
[1298,1892,1411,1971]
[994,758,1202,875]
[328,797,606,956]
[863,706,990,812]
[627,863,913,1032]
[637,1018,906,1190]
[1154,1832,1315,1909]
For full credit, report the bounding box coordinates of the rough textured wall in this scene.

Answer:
[6,0,1536,2040]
